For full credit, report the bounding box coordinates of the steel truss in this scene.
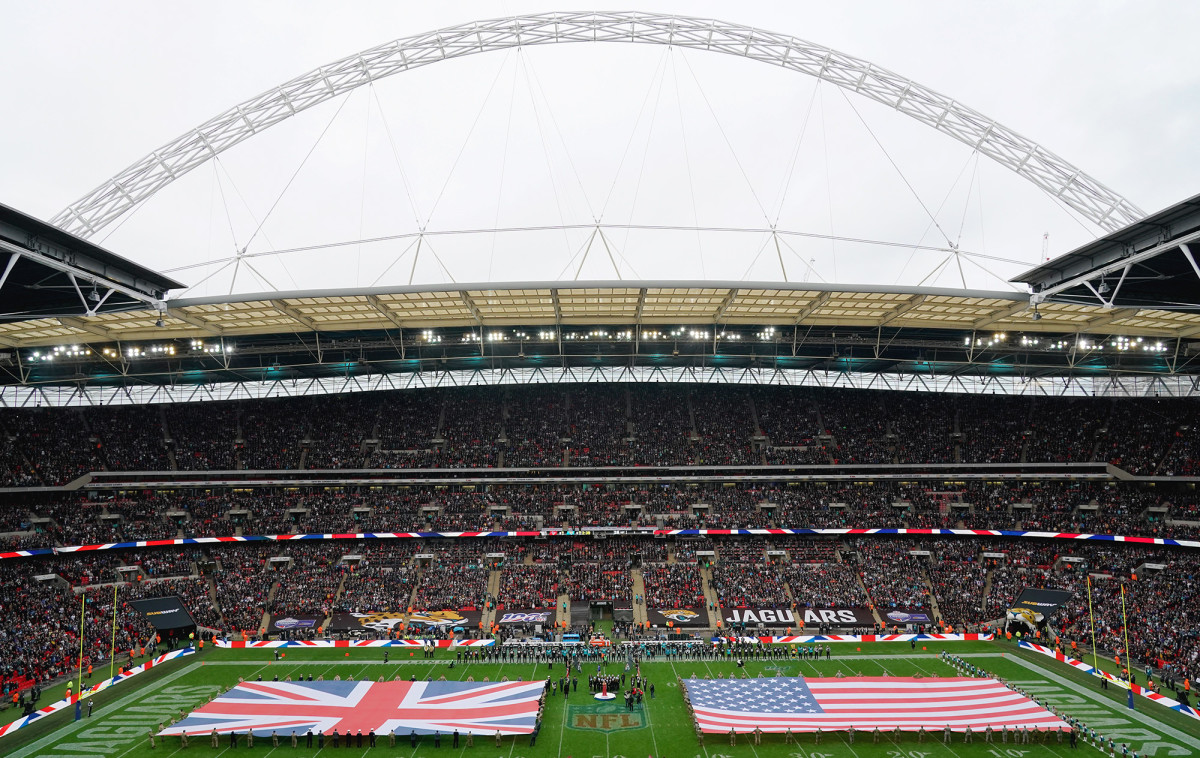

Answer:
[52,11,1143,238]
[3,365,1197,408]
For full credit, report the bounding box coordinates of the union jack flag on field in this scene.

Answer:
[684,676,1071,733]
[158,680,544,737]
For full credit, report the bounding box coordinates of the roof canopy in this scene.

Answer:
[2,281,1199,349]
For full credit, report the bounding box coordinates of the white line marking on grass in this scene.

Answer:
[556,674,570,758]
[933,729,970,758]
[9,662,204,758]
[669,659,711,758]
[836,730,866,758]
[638,683,662,758]
[1006,654,1200,750]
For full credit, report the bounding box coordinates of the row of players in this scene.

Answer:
[3,480,1194,551]
[1,536,1196,703]
[3,385,1198,485]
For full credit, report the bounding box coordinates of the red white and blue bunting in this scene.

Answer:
[214,639,494,648]
[2,528,1196,561]
[711,633,994,644]
[0,647,195,739]
[1019,641,1200,722]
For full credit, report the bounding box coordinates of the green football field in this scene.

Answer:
[4,641,1199,758]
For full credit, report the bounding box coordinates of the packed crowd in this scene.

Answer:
[412,564,490,611]
[779,561,868,608]
[852,539,934,611]
[709,555,789,609]
[1,534,1199,696]
[3,478,1196,551]
[335,546,419,614]
[499,565,561,609]
[269,544,344,618]
[640,563,703,608]
[5,386,1199,483]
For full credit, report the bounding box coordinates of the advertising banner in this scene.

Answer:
[328,610,483,632]
[882,609,934,624]
[406,609,483,630]
[267,614,323,633]
[128,596,195,630]
[724,607,875,626]
[1006,587,1073,628]
[648,608,707,627]
[496,609,555,625]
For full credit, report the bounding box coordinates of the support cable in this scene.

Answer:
[356,84,373,286]
[369,236,421,287]
[517,49,581,275]
[894,149,982,285]
[668,50,707,278]
[161,224,1010,275]
[676,50,772,225]
[955,153,981,247]
[423,50,516,228]
[598,47,671,221]
[520,50,597,219]
[488,51,521,281]
[818,83,838,281]
[777,234,827,283]
[369,84,425,227]
[615,47,670,260]
[835,86,953,246]
[244,90,356,251]
[771,79,820,226]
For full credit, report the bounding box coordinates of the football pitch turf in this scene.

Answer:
[5,642,1199,758]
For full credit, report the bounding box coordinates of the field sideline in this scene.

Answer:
[4,641,1198,758]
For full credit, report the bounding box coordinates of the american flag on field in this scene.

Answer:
[684,677,1071,733]
[158,680,544,737]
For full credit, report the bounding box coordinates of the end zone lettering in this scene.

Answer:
[567,703,646,732]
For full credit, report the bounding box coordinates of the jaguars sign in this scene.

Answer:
[647,608,706,627]
[328,610,483,631]
[407,610,471,628]
[329,612,409,632]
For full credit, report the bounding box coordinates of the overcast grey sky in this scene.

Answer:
[1,1,1196,297]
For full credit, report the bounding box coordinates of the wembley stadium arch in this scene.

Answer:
[52,11,1143,239]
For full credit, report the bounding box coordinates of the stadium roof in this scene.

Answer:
[2,279,1198,400]
[5,196,1200,397]
[1015,191,1200,311]
[2,281,1200,349]
[0,203,182,322]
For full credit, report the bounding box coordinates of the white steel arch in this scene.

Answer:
[52,11,1145,238]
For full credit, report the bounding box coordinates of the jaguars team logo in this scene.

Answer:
[350,612,408,631]
[659,609,699,623]
[405,610,467,628]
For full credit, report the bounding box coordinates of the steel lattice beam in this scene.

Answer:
[4,366,1198,409]
[52,12,1144,238]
